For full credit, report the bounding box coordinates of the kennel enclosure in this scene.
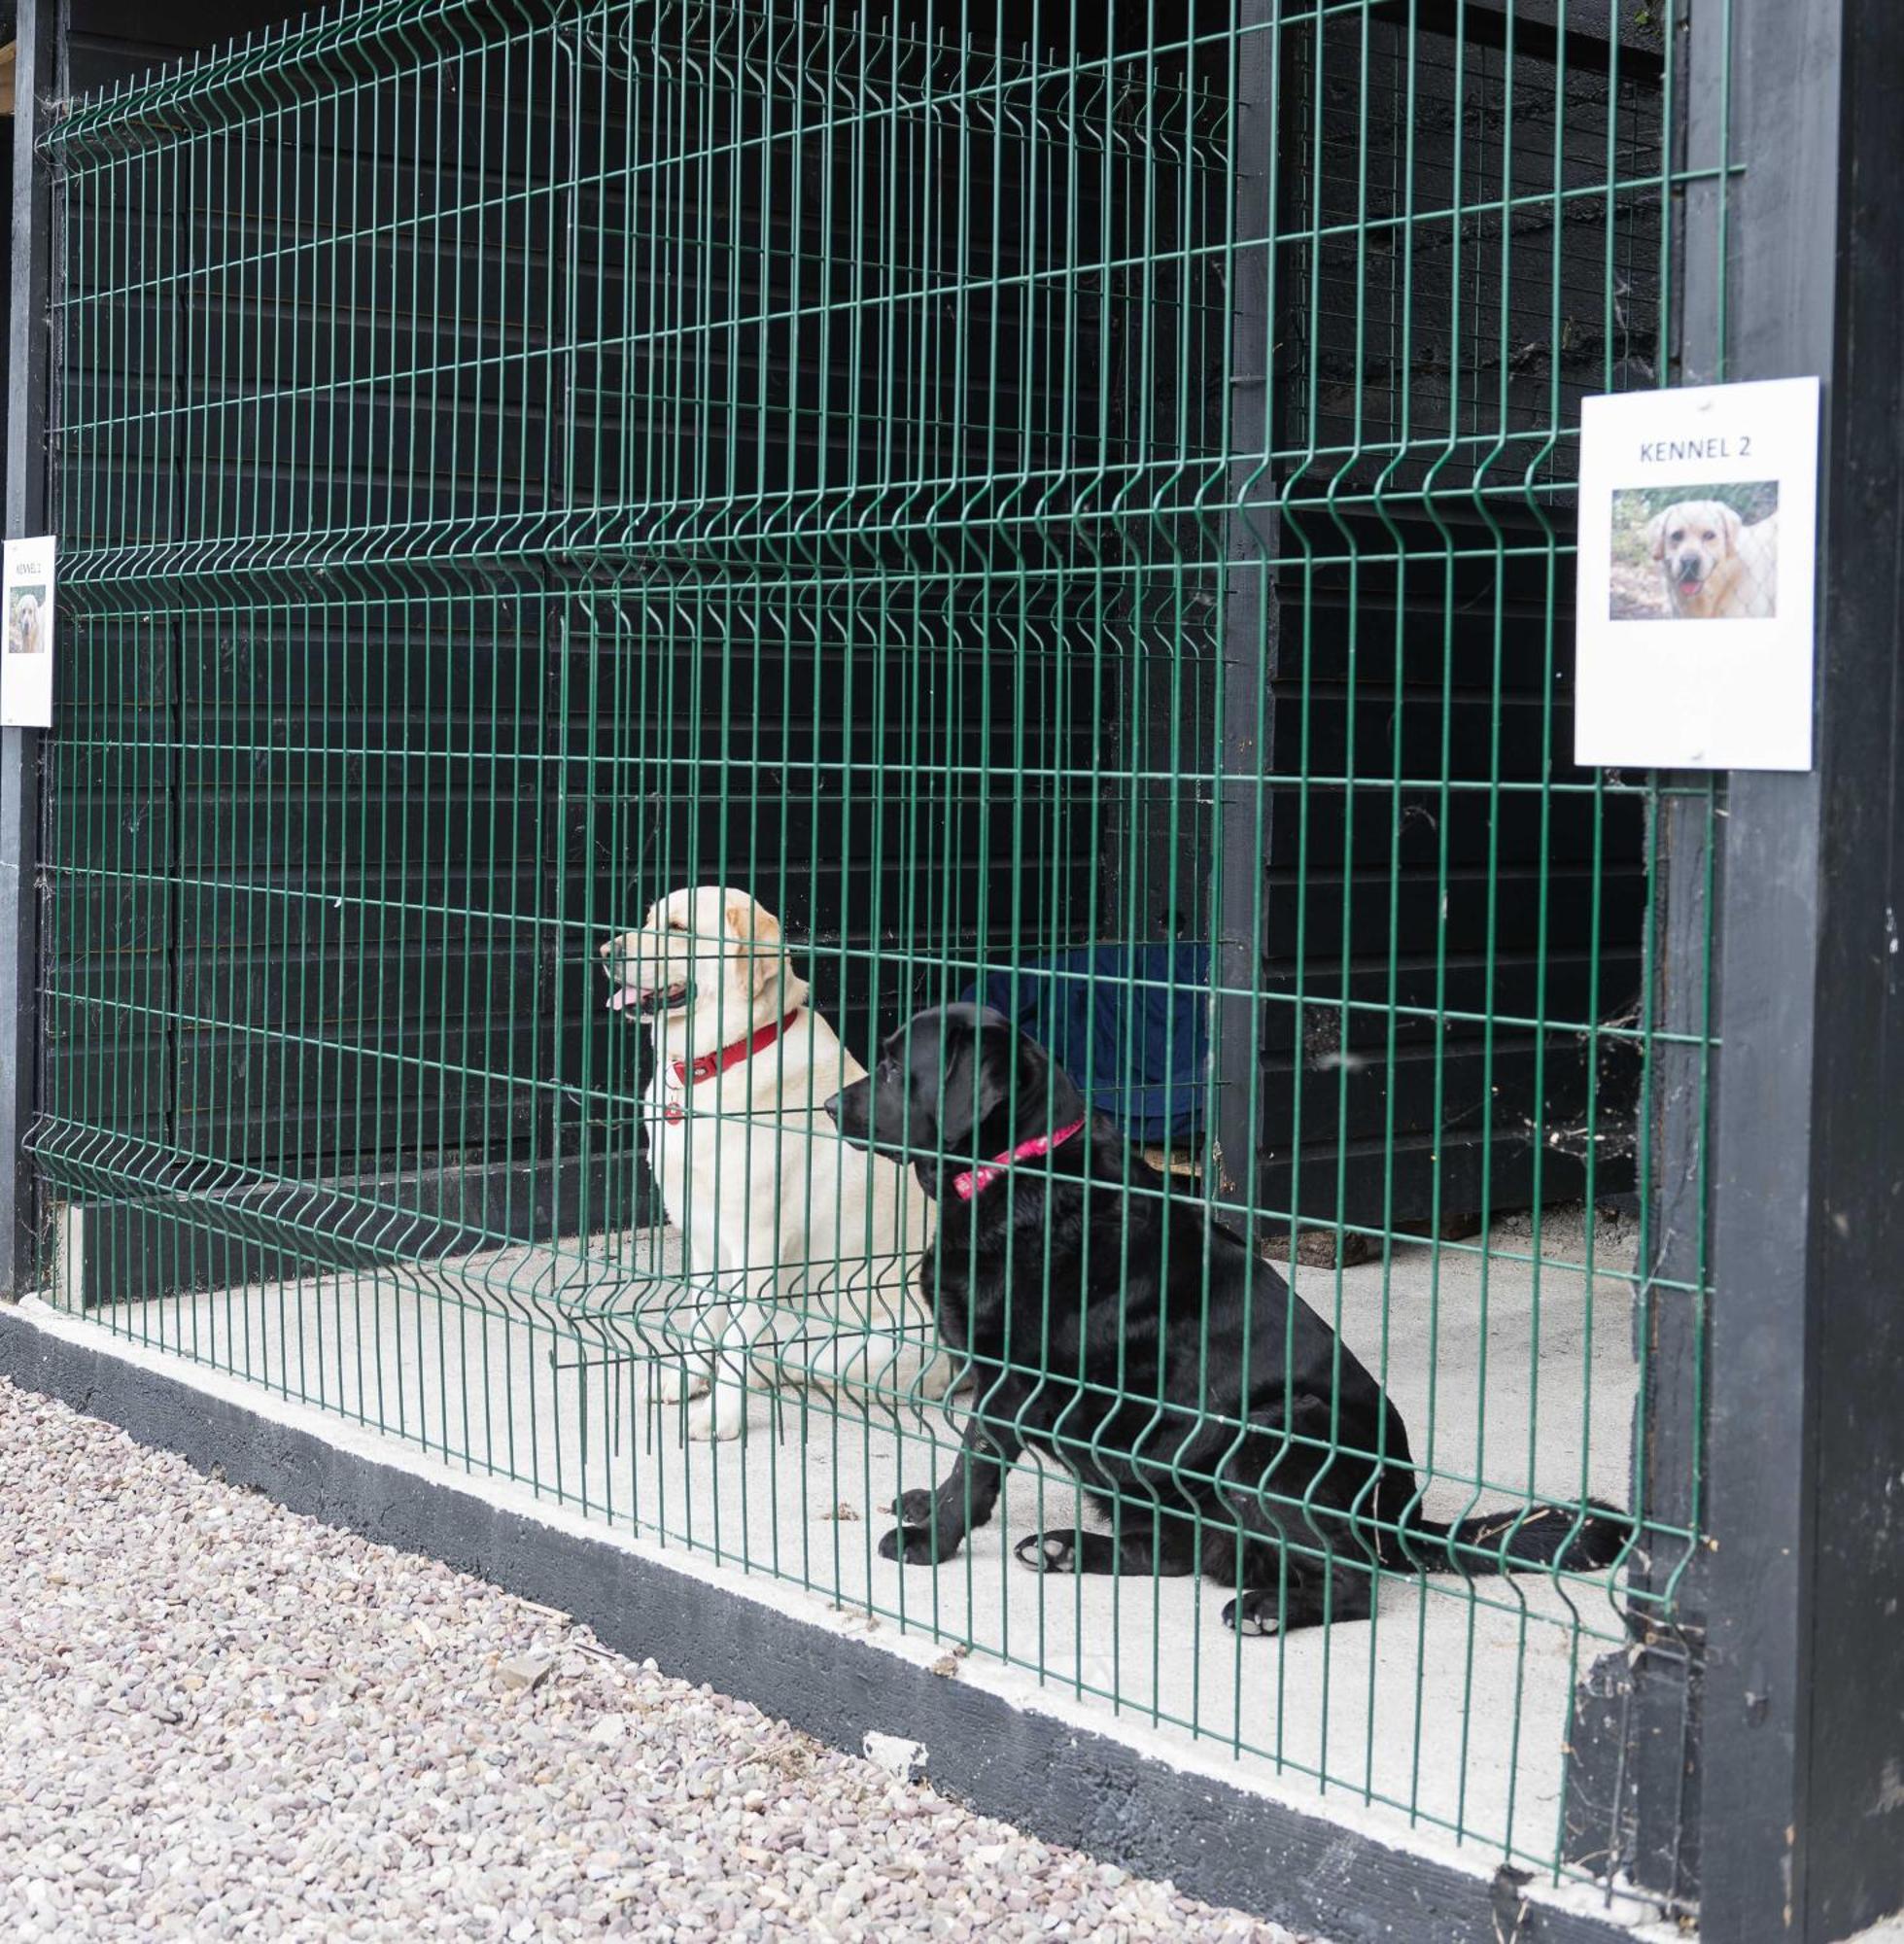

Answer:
[2,1,1901,1939]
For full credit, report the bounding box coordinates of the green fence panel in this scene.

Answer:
[32,0,1719,1897]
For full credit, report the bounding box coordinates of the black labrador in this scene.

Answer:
[823,1004,1625,1636]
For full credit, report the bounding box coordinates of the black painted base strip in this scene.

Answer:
[0,1305,1645,1944]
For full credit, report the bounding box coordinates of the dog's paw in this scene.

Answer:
[1012,1530,1119,1575]
[1222,1591,1282,1637]
[1015,1532,1077,1573]
[683,1394,745,1442]
[655,1360,710,1405]
[891,1488,936,1525]
[879,1524,945,1567]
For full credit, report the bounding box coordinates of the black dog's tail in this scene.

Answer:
[1367,1409,1628,1578]
[1390,1494,1629,1578]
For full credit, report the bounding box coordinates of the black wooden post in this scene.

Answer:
[1565,0,1904,1927]
[0,0,57,1297]
[1697,0,1904,1937]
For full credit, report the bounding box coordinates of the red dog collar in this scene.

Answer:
[952,1119,1088,1200]
[661,1010,802,1124]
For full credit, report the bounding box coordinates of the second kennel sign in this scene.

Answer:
[1574,376,1820,772]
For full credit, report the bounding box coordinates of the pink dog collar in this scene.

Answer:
[951,1120,1088,1201]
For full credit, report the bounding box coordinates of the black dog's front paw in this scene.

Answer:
[890,1488,937,1525]
[1222,1589,1282,1636]
[1014,1530,1119,1575]
[880,1523,947,1566]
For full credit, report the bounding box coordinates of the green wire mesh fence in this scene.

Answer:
[33,0,1719,1897]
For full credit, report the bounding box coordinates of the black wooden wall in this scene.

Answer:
[34,0,1658,1284]
[1258,3,1660,1227]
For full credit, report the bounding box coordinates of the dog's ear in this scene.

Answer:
[723,896,788,1003]
[1647,510,1669,561]
[721,896,780,956]
[934,1015,1088,1150]
[1717,503,1742,554]
[931,1019,1014,1149]
[1023,1036,1088,1129]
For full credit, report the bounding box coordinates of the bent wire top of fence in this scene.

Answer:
[42,0,1688,591]
[33,0,1718,1911]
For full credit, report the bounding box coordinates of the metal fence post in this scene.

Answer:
[1,0,56,1298]
[1701,0,1904,1937]
[1213,3,1274,1231]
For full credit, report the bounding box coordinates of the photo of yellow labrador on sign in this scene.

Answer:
[8,585,48,655]
[1609,481,1779,621]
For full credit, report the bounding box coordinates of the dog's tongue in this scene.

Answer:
[607,989,631,1013]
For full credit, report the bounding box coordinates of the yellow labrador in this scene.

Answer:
[1648,500,1779,620]
[600,886,950,1440]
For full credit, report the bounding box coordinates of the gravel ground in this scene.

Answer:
[0,1376,1314,1942]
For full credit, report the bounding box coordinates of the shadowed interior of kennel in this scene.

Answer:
[24,0,1713,1904]
[34,0,1662,1285]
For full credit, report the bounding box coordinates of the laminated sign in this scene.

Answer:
[1,536,56,729]
[1574,376,1820,772]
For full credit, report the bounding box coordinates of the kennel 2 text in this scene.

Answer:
[1636,436,1752,463]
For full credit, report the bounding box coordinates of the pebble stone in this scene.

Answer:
[0,1376,1320,1942]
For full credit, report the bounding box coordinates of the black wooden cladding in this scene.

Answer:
[1253,6,1656,1224]
[40,0,1653,1277]
[1278,12,1667,489]
[46,3,1151,1258]
[56,27,1217,563]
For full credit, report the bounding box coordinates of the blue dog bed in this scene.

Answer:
[960,944,1210,1143]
